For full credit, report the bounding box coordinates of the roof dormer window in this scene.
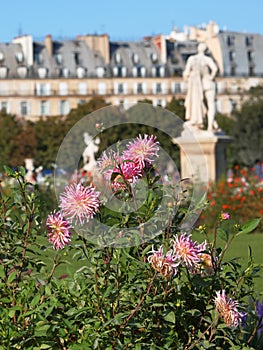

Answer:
[132,53,139,64]
[34,52,44,65]
[96,66,105,78]
[77,66,86,78]
[113,66,126,77]
[63,67,69,78]
[0,66,8,79]
[17,66,27,78]
[38,67,48,78]
[132,66,146,77]
[151,53,158,64]
[16,52,24,63]
[74,52,81,65]
[56,53,63,65]
[115,52,122,64]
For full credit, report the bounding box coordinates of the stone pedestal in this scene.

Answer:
[173,125,233,183]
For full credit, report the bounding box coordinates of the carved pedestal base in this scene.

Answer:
[173,125,233,183]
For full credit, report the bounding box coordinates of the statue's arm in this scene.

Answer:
[207,58,218,80]
[183,57,193,79]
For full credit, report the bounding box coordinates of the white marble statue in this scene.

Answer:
[82,132,100,172]
[24,158,35,183]
[183,42,218,131]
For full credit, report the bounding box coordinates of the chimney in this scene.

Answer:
[45,34,53,56]
[77,34,110,64]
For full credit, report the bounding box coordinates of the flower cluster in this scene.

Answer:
[46,182,100,249]
[97,134,159,192]
[59,183,100,225]
[46,211,72,250]
[148,245,179,278]
[148,233,208,277]
[214,290,244,327]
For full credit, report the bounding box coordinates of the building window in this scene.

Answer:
[118,83,124,94]
[96,67,105,78]
[113,66,127,77]
[245,36,253,46]
[136,83,143,94]
[0,101,8,112]
[0,67,8,79]
[40,101,50,116]
[229,51,235,62]
[156,83,162,94]
[98,82,106,95]
[231,84,237,93]
[59,82,68,95]
[227,35,235,46]
[56,53,63,65]
[152,66,165,77]
[59,100,69,115]
[132,53,139,64]
[74,52,81,65]
[133,66,146,77]
[77,67,86,78]
[34,52,43,65]
[230,67,236,76]
[249,66,255,76]
[20,101,28,116]
[36,83,51,96]
[63,68,70,78]
[247,51,254,62]
[78,82,87,95]
[172,83,181,93]
[38,67,48,78]
[15,52,24,63]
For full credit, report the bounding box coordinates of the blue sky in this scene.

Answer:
[1,0,263,42]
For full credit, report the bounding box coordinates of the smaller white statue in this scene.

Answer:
[24,158,35,183]
[82,132,100,172]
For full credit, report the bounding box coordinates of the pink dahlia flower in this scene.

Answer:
[172,233,207,271]
[59,183,100,225]
[214,290,244,327]
[122,134,159,168]
[97,150,120,180]
[221,212,230,220]
[46,211,72,250]
[148,245,179,278]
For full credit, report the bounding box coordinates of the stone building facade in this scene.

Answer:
[0,22,263,120]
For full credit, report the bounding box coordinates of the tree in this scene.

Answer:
[64,98,110,130]
[34,116,67,169]
[0,111,20,170]
[229,89,263,166]
[166,96,185,120]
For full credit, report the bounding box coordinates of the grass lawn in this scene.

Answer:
[192,231,263,292]
[40,231,263,292]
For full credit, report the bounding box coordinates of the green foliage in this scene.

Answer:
[0,162,262,349]
[228,91,263,166]
[0,111,20,170]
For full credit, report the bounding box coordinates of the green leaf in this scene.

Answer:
[30,294,41,307]
[236,218,261,236]
[164,311,176,323]
[7,271,17,284]
[18,166,26,177]
[8,309,16,318]
[0,265,5,279]
[40,345,52,349]
[3,165,13,176]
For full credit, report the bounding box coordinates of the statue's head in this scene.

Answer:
[197,43,207,54]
